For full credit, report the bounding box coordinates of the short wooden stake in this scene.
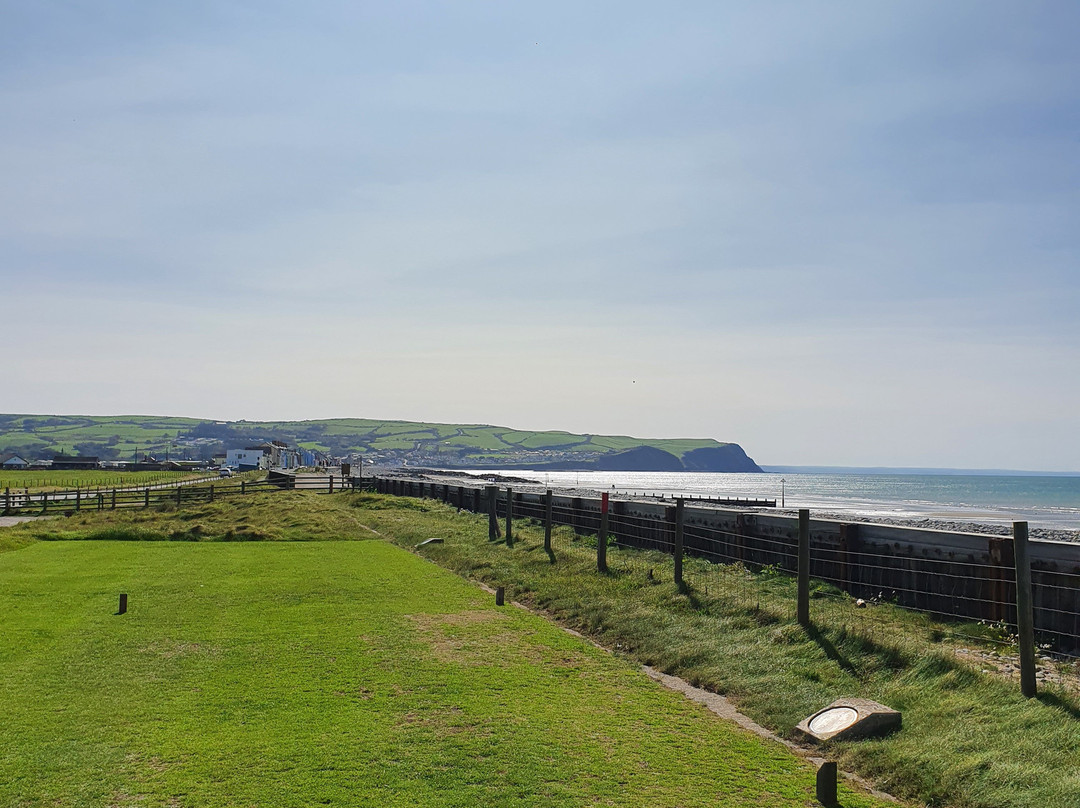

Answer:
[544,489,553,554]
[1013,521,1037,698]
[117,593,128,615]
[597,493,609,573]
[241,480,246,495]
[673,498,685,587]
[505,487,513,547]
[798,509,811,627]
[144,488,150,508]
[495,586,505,606]
[816,761,837,806]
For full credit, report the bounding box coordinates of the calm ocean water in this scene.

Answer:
[464,470,1080,532]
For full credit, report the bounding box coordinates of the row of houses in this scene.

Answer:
[3,442,335,472]
[224,442,330,471]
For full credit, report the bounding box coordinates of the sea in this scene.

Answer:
[459,470,1080,533]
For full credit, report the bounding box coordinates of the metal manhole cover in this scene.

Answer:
[808,706,859,735]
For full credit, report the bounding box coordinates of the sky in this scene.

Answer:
[3,1,1079,471]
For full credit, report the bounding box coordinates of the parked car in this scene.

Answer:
[219,468,233,478]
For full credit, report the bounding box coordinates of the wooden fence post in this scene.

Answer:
[41,492,48,514]
[816,761,838,807]
[176,486,182,506]
[144,488,150,508]
[329,475,334,493]
[505,488,513,547]
[487,486,500,541]
[3,487,8,516]
[544,489,553,554]
[111,489,116,510]
[674,497,685,588]
[798,509,811,627]
[597,493,609,573]
[241,480,246,495]
[75,489,81,512]
[1013,521,1037,698]
[97,493,103,511]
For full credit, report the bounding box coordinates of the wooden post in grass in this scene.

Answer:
[544,489,553,554]
[487,486,500,540]
[3,488,8,515]
[97,493,103,511]
[111,489,116,510]
[144,488,150,508]
[597,493,609,573]
[241,480,246,495]
[816,761,837,806]
[41,492,48,514]
[209,484,215,503]
[329,475,334,493]
[495,586,505,606]
[176,486,182,506]
[798,509,811,627]
[1013,521,1037,698]
[118,594,127,615]
[674,497,685,588]
[505,488,514,547]
[75,488,81,512]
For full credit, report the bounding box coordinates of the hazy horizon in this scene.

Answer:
[4,3,1078,471]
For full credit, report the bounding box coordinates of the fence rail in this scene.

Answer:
[1,473,377,515]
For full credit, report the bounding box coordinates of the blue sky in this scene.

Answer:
[3,1,1078,470]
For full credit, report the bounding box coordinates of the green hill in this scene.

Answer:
[0,414,761,472]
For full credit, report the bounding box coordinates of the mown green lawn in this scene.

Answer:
[0,535,890,807]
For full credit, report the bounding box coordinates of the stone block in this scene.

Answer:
[795,698,901,742]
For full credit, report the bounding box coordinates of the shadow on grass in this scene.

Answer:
[1037,690,1080,721]
[806,623,861,678]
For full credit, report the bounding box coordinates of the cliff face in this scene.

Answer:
[482,443,762,473]
[591,445,684,472]
[681,444,762,472]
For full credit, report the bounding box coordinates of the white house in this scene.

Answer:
[225,447,270,471]
[0,454,29,469]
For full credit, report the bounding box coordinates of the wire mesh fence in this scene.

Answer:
[374,478,1080,692]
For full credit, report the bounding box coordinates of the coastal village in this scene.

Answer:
[0,441,336,473]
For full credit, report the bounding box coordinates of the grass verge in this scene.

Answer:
[338,493,1080,808]
[6,492,1080,806]
[0,521,888,806]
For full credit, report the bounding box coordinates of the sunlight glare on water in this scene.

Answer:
[459,470,1080,531]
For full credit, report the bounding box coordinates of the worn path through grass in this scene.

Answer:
[0,532,891,807]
